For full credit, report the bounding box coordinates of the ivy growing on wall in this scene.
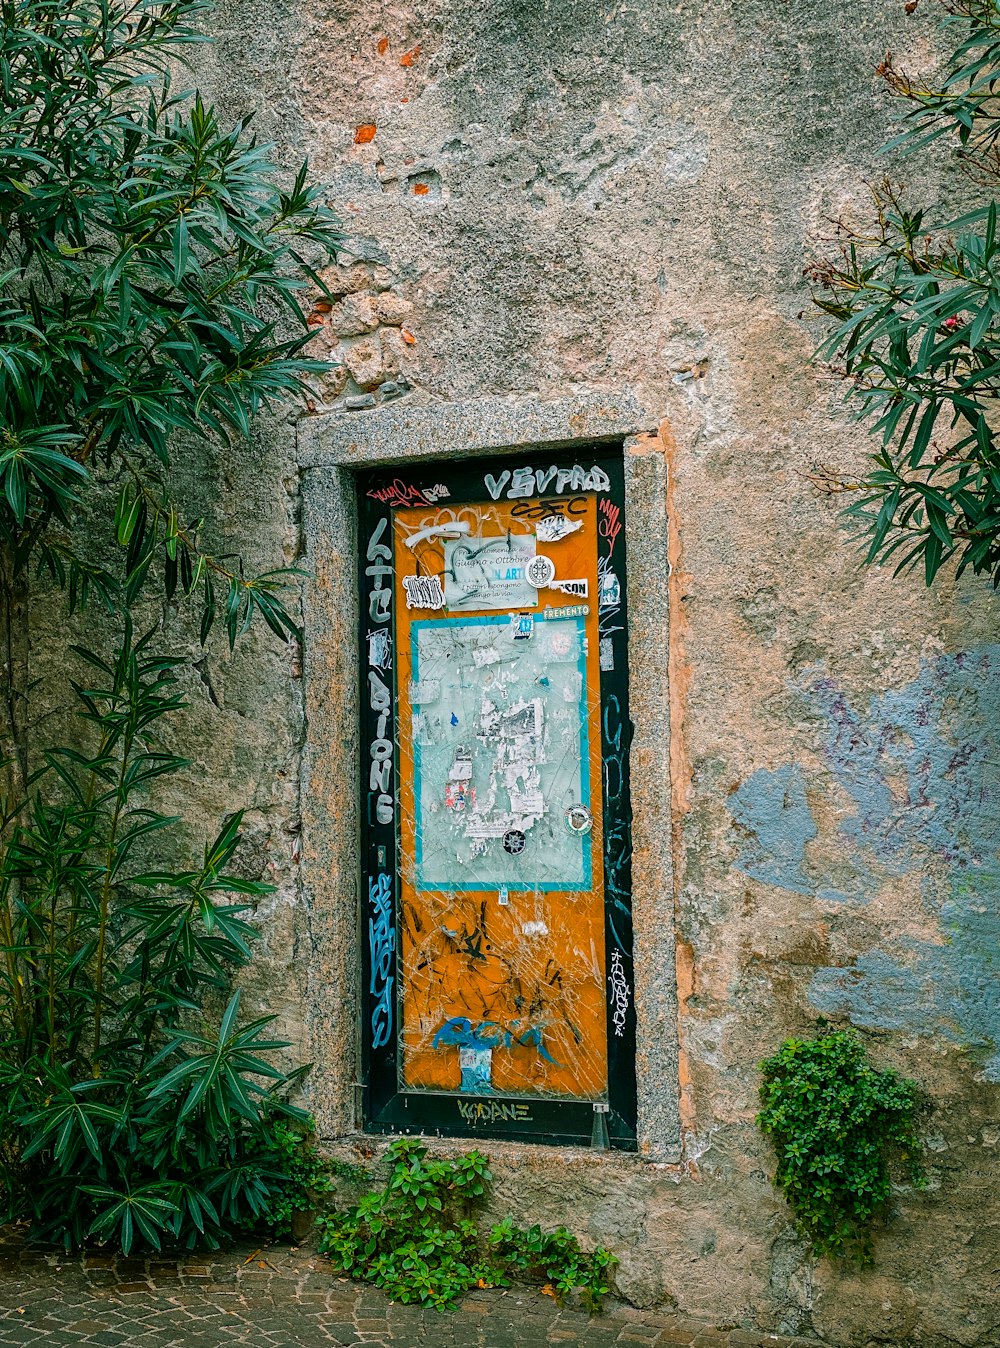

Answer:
[758,1027,926,1262]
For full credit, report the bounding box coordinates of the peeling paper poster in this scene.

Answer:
[409,678,441,704]
[411,615,591,891]
[550,578,588,598]
[536,516,583,543]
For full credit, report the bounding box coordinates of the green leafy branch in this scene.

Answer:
[0,619,331,1253]
[812,0,1000,586]
[0,0,341,640]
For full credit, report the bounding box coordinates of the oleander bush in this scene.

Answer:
[0,0,343,1254]
[0,622,331,1252]
[813,0,1000,589]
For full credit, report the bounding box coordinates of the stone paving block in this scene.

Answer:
[116,1260,147,1277]
[297,1275,332,1292]
[317,1325,359,1344]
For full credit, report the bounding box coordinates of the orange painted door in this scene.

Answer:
[393,494,608,1100]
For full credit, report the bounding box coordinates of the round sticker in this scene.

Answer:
[524,554,556,589]
[502,829,526,855]
[565,804,592,835]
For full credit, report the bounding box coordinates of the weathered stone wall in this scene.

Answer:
[119,0,1000,1342]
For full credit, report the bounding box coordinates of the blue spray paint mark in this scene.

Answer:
[805,648,1000,876]
[368,873,395,1050]
[729,646,1000,1077]
[809,873,1000,1079]
[433,1016,560,1093]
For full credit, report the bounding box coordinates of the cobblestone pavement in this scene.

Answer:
[0,1241,822,1348]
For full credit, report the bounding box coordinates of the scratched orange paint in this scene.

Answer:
[392,496,608,1100]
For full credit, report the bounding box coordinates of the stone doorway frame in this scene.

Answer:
[297,393,681,1161]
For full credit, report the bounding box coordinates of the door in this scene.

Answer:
[359,450,635,1147]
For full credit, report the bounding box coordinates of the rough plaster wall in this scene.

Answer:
[105,0,1000,1342]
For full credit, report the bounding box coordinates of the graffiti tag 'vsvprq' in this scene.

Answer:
[484,464,611,500]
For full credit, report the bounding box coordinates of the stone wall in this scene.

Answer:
[133,0,1000,1342]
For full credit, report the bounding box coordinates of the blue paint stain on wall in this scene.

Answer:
[730,764,816,895]
[805,648,1000,876]
[809,877,1000,1079]
[729,646,1000,1078]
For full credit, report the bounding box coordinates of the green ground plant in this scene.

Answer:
[0,620,334,1252]
[242,1118,340,1241]
[316,1138,617,1312]
[758,1027,926,1263]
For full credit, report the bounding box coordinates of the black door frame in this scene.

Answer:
[357,446,637,1149]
